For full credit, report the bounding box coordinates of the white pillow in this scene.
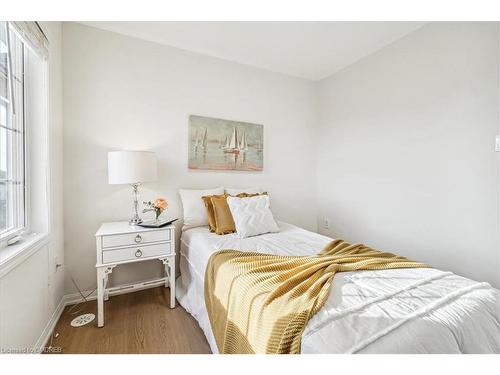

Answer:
[227,195,279,238]
[179,187,224,230]
[225,187,262,196]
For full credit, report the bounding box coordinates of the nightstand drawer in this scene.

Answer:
[101,229,170,249]
[102,242,172,263]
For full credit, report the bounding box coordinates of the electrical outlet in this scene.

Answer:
[54,255,62,272]
[323,217,330,229]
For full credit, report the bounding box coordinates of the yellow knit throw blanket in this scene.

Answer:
[204,239,430,354]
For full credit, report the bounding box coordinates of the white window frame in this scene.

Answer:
[0,22,28,245]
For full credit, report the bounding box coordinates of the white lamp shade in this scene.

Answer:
[108,150,158,185]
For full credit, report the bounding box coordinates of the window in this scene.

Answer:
[0,22,26,242]
[0,22,49,251]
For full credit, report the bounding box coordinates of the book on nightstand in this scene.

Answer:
[136,218,178,228]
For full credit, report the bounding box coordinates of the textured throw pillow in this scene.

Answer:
[179,187,224,230]
[225,187,262,196]
[235,192,268,198]
[226,195,279,238]
[211,195,236,235]
[201,194,226,232]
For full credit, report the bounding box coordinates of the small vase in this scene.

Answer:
[155,209,161,223]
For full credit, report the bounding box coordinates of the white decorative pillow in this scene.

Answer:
[226,195,279,238]
[179,187,224,230]
[225,187,262,196]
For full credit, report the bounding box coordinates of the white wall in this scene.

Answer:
[62,23,318,292]
[317,22,499,288]
[0,21,64,350]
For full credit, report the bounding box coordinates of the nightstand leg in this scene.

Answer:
[170,260,175,308]
[104,273,110,301]
[97,267,105,327]
[164,262,169,289]
[163,259,170,289]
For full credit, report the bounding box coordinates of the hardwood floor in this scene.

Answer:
[47,287,211,354]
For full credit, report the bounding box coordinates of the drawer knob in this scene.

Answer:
[134,235,142,243]
[135,249,143,258]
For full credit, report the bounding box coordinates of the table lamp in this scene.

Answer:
[108,150,158,225]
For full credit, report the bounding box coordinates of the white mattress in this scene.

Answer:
[176,222,500,353]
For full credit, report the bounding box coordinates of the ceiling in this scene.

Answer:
[81,22,426,81]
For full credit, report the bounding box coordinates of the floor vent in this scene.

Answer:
[70,313,95,327]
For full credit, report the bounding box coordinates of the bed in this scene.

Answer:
[176,221,500,354]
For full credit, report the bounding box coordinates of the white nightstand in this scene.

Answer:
[95,221,176,327]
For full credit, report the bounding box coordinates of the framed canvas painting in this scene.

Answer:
[188,115,263,171]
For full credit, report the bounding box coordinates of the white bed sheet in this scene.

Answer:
[176,222,500,354]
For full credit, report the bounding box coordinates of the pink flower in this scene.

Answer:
[154,198,168,211]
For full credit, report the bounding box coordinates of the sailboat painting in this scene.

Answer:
[188,115,263,171]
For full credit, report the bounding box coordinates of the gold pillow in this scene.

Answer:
[202,194,225,232]
[211,195,236,235]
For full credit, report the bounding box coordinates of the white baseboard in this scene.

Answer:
[34,279,168,351]
[33,296,66,353]
[63,289,98,306]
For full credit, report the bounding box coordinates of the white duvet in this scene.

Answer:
[176,222,500,353]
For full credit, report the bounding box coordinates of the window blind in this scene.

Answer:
[9,22,48,60]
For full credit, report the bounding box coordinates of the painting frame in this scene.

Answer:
[188,115,264,172]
